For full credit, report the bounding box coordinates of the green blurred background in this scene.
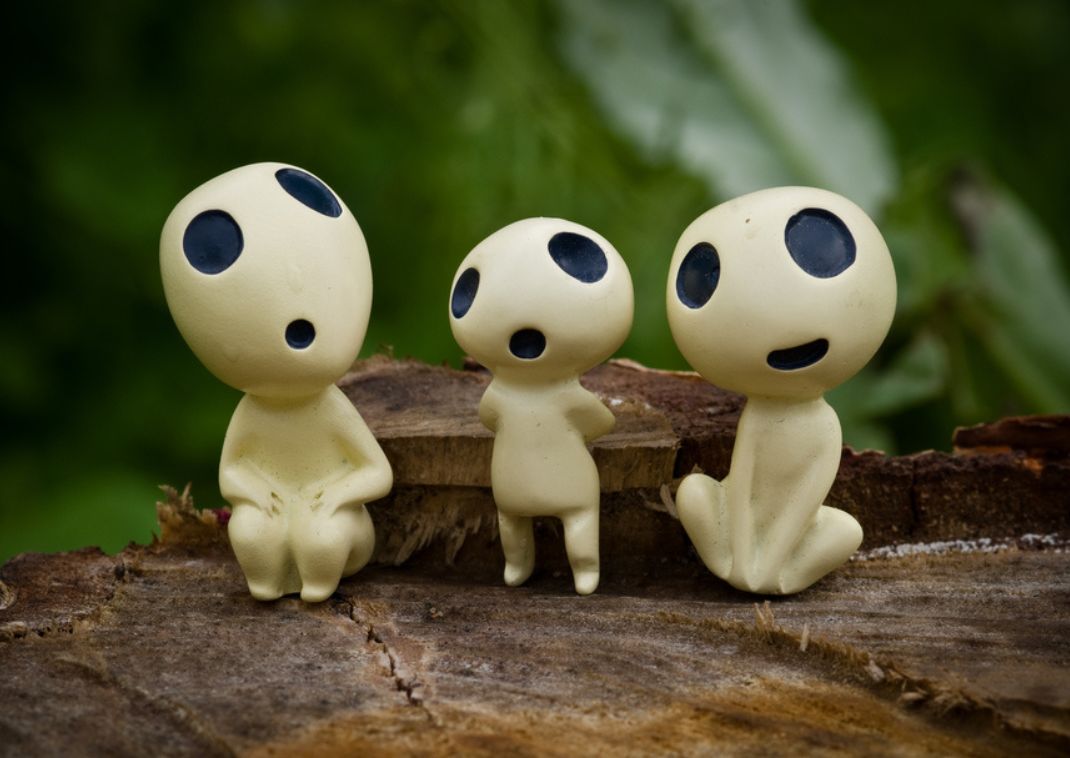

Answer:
[2,0,1069,561]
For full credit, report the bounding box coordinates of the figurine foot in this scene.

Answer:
[246,581,285,602]
[503,559,535,587]
[775,505,863,595]
[300,583,337,603]
[675,473,731,578]
[562,509,600,596]
[498,512,535,587]
[572,567,600,596]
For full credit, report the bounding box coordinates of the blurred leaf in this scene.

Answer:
[838,420,895,455]
[879,167,972,322]
[953,178,1070,411]
[836,332,947,417]
[860,331,949,417]
[829,331,948,452]
[556,0,897,214]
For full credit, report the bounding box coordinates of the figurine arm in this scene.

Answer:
[478,385,501,432]
[567,390,616,443]
[219,412,277,514]
[320,405,393,512]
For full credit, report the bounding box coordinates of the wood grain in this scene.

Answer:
[2,356,1068,755]
[1,499,1067,756]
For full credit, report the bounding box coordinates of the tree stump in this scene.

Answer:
[2,357,1068,755]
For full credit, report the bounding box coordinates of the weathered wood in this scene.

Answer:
[2,357,1069,755]
[1,497,1067,756]
[955,415,1070,456]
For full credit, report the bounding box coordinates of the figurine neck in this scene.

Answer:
[490,364,579,388]
[743,392,828,411]
[245,384,333,408]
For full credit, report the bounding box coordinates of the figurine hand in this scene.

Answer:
[220,464,280,516]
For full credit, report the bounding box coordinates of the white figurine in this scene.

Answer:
[449,219,634,595]
[666,187,896,594]
[160,163,392,602]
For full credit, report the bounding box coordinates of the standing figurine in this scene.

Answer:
[666,187,896,594]
[449,219,634,595]
[160,163,392,602]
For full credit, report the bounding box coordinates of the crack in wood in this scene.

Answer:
[333,598,435,723]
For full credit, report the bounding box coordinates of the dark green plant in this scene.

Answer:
[1,0,1067,560]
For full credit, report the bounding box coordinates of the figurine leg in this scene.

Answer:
[775,506,863,595]
[342,505,376,577]
[498,512,535,587]
[675,473,732,579]
[228,503,293,601]
[292,506,370,603]
[562,508,600,596]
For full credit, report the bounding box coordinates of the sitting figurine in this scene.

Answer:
[160,163,392,602]
[666,187,896,594]
[449,219,633,595]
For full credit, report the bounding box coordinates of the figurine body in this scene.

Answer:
[480,376,615,592]
[449,218,633,594]
[160,163,391,602]
[667,187,896,594]
[221,386,388,602]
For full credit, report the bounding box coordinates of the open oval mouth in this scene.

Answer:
[767,338,829,371]
[286,319,316,350]
[509,328,546,360]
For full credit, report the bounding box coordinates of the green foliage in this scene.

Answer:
[1,0,1068,559]
[559,0,896,213]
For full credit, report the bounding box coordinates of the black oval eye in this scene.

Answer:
[548,232,607,283]
[285,319,316,349]
[183,210,243,274]
[676,242,720,309]
[451,267,479,319]
[785,208,856,278]
[275,167,342,218]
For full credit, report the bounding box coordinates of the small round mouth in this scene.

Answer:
[286,319,316,350]
[767,338,829,371]
[509,328,546,360]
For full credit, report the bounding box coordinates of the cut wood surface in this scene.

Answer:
[2,357,1068,755]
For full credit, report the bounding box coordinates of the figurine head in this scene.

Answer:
[667,187,896,400]
[160,162,372,399]
[449,218,633,381]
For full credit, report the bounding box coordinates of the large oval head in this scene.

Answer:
[449,218,633,380]
[160,163,372,398]
[667,187,896,400]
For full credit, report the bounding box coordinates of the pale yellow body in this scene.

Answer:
[480,378,616,594]
[676,397,860,594]
[449,218,633,594]
[667,187,895,594]
[221,386,391,602]
[160,162,391,602]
